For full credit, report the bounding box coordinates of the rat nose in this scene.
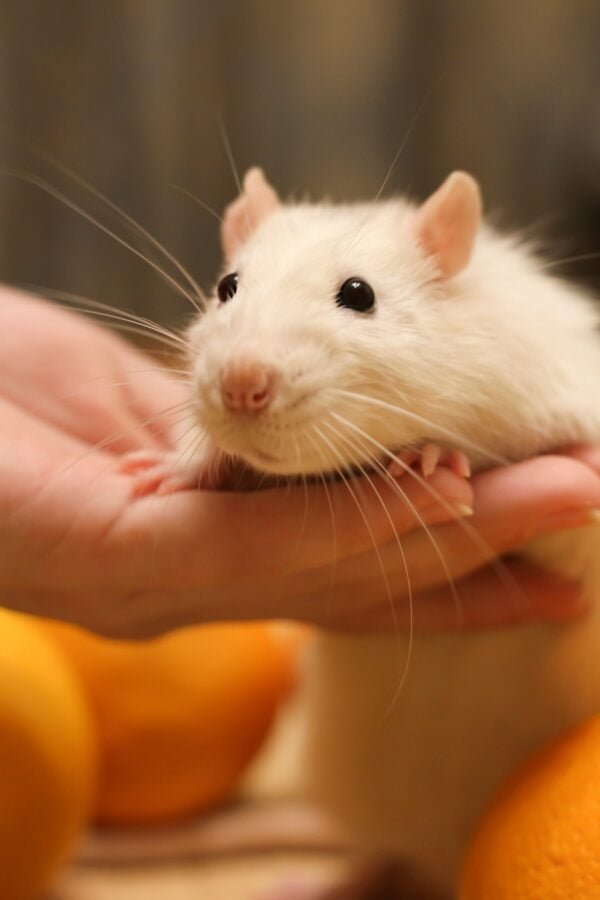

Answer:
[220,360,276,412]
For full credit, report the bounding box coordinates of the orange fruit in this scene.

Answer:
[0,610,96,900]
[42,621,304,824]
[459,715,600,899]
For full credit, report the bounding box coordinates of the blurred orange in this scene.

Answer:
[0,610,96,900]
[42,620,305,824]
[459,715,600,900]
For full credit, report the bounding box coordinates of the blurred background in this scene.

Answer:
[0,0,599,335]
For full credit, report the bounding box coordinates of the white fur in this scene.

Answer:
[187,195,600,895]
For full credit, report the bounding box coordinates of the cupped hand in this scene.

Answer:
[1,286,599,638]
[292,454,600,632]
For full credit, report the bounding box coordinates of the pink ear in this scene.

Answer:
[221,167,280,261]
[413,172,482,278]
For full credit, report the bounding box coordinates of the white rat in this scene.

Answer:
[127,167,600,895]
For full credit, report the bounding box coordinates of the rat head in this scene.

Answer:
[187,167,482,476]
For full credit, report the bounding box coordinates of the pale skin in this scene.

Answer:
[1,287,600,638]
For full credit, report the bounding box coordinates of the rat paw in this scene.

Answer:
[117,451,202,498]
[135,467,202,498]
[117,449,166,476]
[388,444,471,480]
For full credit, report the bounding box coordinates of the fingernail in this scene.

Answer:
[453,503,474,518]
[419,498,473,518]
[539,506,600,531]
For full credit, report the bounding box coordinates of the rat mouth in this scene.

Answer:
[249,446,283,465]
[203,404,417,488]
[213,443,401,492]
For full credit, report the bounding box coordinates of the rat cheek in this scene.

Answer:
[189,358,220,418]
[184,313,210,347]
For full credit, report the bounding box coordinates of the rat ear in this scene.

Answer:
[413,171,482,279]
[221,167,280,261]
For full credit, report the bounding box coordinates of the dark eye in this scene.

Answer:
[336,277,375,313]
[217,272,239,303]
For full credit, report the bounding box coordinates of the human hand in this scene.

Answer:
[0,286,468,636]
[1,286,599,638]
[290,453,600,632]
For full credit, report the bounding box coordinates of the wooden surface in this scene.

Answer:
[54,853,345,900]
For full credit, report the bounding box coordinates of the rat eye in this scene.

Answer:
[336,278,375,313]
[217,272,239,303]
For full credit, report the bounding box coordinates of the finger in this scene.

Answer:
[119,465,474,588]
[561,443,600,476]
[319,562,585,632]
[391,454,600,592]
[309,453,600,607]
[403,562,586,632]
[470,455,600,541]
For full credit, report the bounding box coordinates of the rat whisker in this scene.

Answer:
[538,251,600,271]
[340,84,437,265]
[32,287,187,346]
[251,467,268,492]
[313,424,396,633]
[203,445,225,490]
[145,425,208,581]
[4,170,203,312]
[305,430,339,607]
[330,411,531,617]
[219,116,252,242]
[34,379,192,427]
[372,84,439,207]
[18,146,207,306]
[384,454,532,616]
[77,317,184,352]
[331,388,507,467]
[321,420,415,706]
[123,425,208,598]
[328,413,465,629]
[291,432,311,554]
[30,288,187,353]
[8,400,196,523]
[75,317,184,352]
[169,183,224,225]
[52,371,192,406]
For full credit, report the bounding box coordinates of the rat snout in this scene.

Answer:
[219,358,277,412]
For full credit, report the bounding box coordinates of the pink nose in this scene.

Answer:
[220,360,276,412]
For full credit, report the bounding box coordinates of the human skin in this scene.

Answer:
[0,286,599,638]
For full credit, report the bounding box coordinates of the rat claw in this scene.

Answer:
[448,450,471,479]
[387,460,404,479]
[388,445,471,481]
[420,443,442,478]
[120,449,202,498]
[155,471,201,495]
[388,449,417,479]
[130,467,172,498]
[130,466,200,498]
[117,450,165,476]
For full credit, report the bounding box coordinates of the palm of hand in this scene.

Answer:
[0,289,188,633]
